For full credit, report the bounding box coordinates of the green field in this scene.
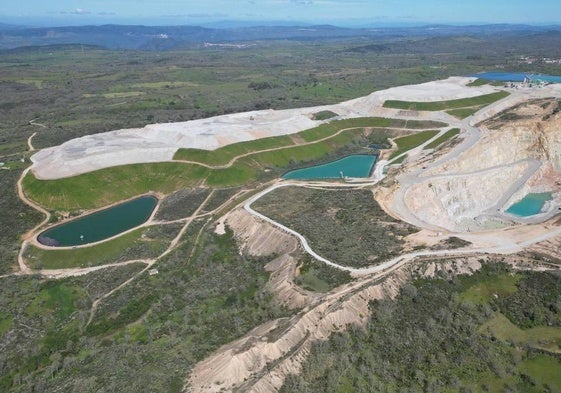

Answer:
[481,313,561,353]
[459,272,520,304]
[23,163,211,211]
[520,355,561,391]
[468,79,505,87]
[174,134,295,166]
[423,128,461,149]
[383,91,509,111]
[389,130,440,159]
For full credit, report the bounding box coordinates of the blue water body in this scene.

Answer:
[473,72,561,83]
[38,195,158,247]
[282,154,377,180]
[506,192,552,217]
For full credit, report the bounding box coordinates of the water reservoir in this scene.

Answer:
[282,154,377,180]
[506,192,552,217]
[473,72,561,83]
[38,195,158,247]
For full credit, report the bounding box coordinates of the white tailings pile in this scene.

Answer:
[31,77,496,180]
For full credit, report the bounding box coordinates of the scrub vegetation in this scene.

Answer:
[0,220,292,392]
[281,263,561,393]
[154,188,212,221]
[0,165,44,274]
[295,253,352,292]
[253,187,418,267]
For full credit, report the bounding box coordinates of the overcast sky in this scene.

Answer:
[2,0,561,26]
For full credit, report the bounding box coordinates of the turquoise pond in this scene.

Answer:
[473,72,561,83]
[506,193,552,217]
[282,154,377,180]
[38,195,158,247]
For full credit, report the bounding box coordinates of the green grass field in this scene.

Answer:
[520,355,561,391]
[389,130,439,159]
[23,163,211,210]
[459,273,520,304]
[481,313,561,353]
[467,79,505,87]
[423,128,460,149]
[383,91,509,111]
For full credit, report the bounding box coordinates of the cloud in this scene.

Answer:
[60,8,91,15]
[98,12,117,16]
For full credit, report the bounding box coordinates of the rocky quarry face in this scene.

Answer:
[404,99,561,232]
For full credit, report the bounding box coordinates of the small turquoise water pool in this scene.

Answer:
[473,72,561,83]
[282,154,377,180]
[506,192,552,217]
[38,195,158,247]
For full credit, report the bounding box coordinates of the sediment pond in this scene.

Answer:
[38,195,158,247]
[282,154,377,180]
[474,72,561,83]
[506,192,552,217]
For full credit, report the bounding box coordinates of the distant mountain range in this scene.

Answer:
[0,23,559,51]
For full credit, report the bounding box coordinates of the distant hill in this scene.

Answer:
[0,23,558,51]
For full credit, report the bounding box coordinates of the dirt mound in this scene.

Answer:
[264,254,318,310]
[224,208,296,257]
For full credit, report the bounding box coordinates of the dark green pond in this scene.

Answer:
[282,154,377,180]
[38,195,158,247]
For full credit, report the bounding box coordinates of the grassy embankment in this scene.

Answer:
[423,128,461,149]
[389,130,440,162]
[384,91,510,119]
[24,118,446,211]
[467,78,505,87]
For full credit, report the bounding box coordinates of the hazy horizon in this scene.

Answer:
[2,0,561,28]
